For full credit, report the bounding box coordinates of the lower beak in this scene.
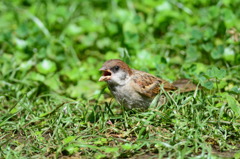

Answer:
[99,76,111,81]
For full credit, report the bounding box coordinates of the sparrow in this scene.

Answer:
[99,59,196,109]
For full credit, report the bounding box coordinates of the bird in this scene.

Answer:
[99,59,197,109]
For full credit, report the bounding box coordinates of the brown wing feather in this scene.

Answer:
[131,70,177,98]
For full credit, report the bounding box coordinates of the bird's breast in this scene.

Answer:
[108,83,151,109]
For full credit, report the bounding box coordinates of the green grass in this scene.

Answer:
[0,0,240,158]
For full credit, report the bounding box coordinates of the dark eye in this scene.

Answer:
[112,66,120,72]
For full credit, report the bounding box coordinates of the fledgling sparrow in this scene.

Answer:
[99,59,196,109]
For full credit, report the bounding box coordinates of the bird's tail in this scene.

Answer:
[172,79,198,92]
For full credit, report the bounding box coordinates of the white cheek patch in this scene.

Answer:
[109,71,129,85]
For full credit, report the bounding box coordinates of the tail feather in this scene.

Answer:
[172,79,198,92]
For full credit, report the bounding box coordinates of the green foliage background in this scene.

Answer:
[0,0,240,158]
[1,0,239,98]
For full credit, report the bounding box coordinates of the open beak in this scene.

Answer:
[99,68,112,81]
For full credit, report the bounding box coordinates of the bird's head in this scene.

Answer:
[99,59,132,85]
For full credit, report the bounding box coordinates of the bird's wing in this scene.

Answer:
[130,70,177,98]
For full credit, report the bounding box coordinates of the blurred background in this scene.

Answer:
[0,0,239,99]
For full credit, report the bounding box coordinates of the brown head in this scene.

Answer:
[99,59,132,85]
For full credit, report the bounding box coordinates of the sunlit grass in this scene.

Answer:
[1,80,239,158]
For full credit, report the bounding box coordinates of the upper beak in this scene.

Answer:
[99,67,107,71]
[98,68,112,82]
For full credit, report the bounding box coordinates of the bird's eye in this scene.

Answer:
[112,66,120,72]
